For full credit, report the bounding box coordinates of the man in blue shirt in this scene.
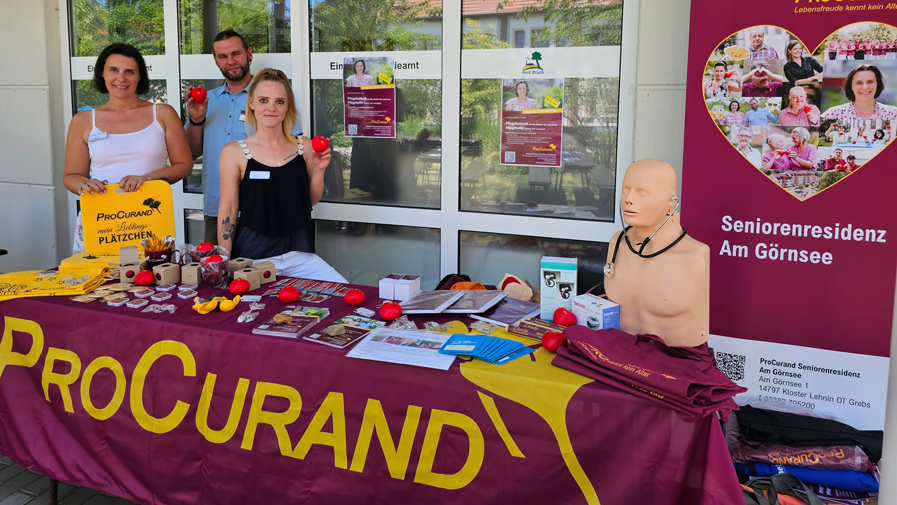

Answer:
[744,98,779,126]
[184,30,300,243]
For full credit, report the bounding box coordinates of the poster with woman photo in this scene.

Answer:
[343,56,396,138]
[500,78,564,167]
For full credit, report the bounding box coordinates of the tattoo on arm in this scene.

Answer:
[221,216,235,241]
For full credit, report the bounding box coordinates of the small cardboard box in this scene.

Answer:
[540,256,578,320]
[119,245,139,266]
[181,262,203,285]
[401,275,420,294]
[234,267,261,292]
[572,293,620,331]
[120,263,140,283]
[394,279,415,302]
[379,274,404,300]
[153,262,181,285]
[229,257,253,277]
[254,261,276,285]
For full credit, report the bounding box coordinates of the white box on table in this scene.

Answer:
[379,273,404,300]
[572,293,619,331]
[394,275,420,302]
[540,256,577,320]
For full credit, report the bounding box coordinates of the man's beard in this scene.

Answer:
[221,61,250,82]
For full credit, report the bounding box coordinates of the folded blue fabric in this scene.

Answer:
[735,463,879,493]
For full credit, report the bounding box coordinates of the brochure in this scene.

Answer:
[470,297,541,327]
[443,290,508,314]
[346,328,456,370]
[439,334,534,365]
[399,290,465,314]
[303,315,385,349]
[252,306,330,338]
[506,317,566,341]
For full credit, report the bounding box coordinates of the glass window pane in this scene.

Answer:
[184,209,205,244]
[73,79,168,113]
[310,0,443,209]
[459,231,608,296]
[461,0,623,222]
[178,0,291,55]
[315,221,441,289]
[71,0,165,56]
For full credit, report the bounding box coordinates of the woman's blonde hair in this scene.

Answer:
[245,68,300,144]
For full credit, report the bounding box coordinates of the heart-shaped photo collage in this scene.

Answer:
[704,23,897,201]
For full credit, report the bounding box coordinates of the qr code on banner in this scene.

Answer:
[504,151,516,163]
[715,352,746,381]
[348,124,358,135]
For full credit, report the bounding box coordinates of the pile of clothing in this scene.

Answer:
[552,326,746,421]
[729,405,882,503]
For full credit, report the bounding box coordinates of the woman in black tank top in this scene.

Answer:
[217,69,333,262]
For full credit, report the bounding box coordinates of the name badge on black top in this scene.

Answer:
[249,171,270,180]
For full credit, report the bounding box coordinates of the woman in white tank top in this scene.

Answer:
[63,43,193,253]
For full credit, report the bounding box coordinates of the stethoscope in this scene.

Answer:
[604,197,686,278]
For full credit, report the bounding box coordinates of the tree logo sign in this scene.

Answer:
[522,52,545,74]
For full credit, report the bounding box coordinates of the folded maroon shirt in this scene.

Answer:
[553,327,747,421]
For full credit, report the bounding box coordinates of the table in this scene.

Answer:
[0,282,742,505]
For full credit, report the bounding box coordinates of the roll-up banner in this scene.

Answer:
[683,4,897,430]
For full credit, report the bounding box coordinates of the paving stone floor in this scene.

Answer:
[0,456,137,505]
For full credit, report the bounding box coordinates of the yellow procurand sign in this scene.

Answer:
[79,181,175,255]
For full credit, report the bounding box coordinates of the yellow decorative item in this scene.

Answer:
[219,296,241,312]
[79,181,175,256]
[0,267,108,302]
[724,45,749,60]
[192,296,226,315]
[61,250,142,269]
[709,104,726,120]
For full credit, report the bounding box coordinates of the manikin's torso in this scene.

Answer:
[605,227,710,347]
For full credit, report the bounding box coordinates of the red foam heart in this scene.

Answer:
[553,307,577,327]
[542,331,566,353]
[278,286,300,303]
[196,242,214,252]
[205,255,224,264]
[380,302,402,321]
[134,270,155,286]
[190,87,207,103]
[344,289,365,306]
[312,136,330,153]
[230,279,250,295]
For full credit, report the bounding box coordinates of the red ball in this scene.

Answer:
[541,331,566,353]
[552,307,577,327]
[344,289,365,306]
[278,286,301,303]
[190,87,207,103]
[196,242,214,252]
[134,270,155,286]
[380,302,402,321]
[312,136,330,153]
[229,279,250,295]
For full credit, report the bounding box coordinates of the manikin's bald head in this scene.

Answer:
[620,159,678,230]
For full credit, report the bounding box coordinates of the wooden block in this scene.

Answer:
[229,257,253,277]
[181,262,203,285]
[120,263,140,284]
[234,267,261,292]
[153,263,180,284]
[119,246,139,266]
[254,260,276,284]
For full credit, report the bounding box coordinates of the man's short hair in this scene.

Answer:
[751,61,771,72]
[214,30,249,51]
[834,148,842,154]
[737,127,754,137]
[847,155,856,160]
[788,86,806,98]
[749,27,765,37]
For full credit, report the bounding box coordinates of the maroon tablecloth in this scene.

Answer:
[0,281,742,505]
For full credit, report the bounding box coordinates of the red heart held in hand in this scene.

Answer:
[278,286,301,303]
[190,87,207,103]
[541,331,567,353]
[205,255,224,264]
[778,151,790,156]
[852,141,857,144]
[380,302,403,320]
[803,106,812,113]
[344,289,365,306]
[229,279,250,295]
[196,242,215,252]
[553,307,577,327]
[134,270,155,286]
[724,71,734,78]
[312,136,330,153]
